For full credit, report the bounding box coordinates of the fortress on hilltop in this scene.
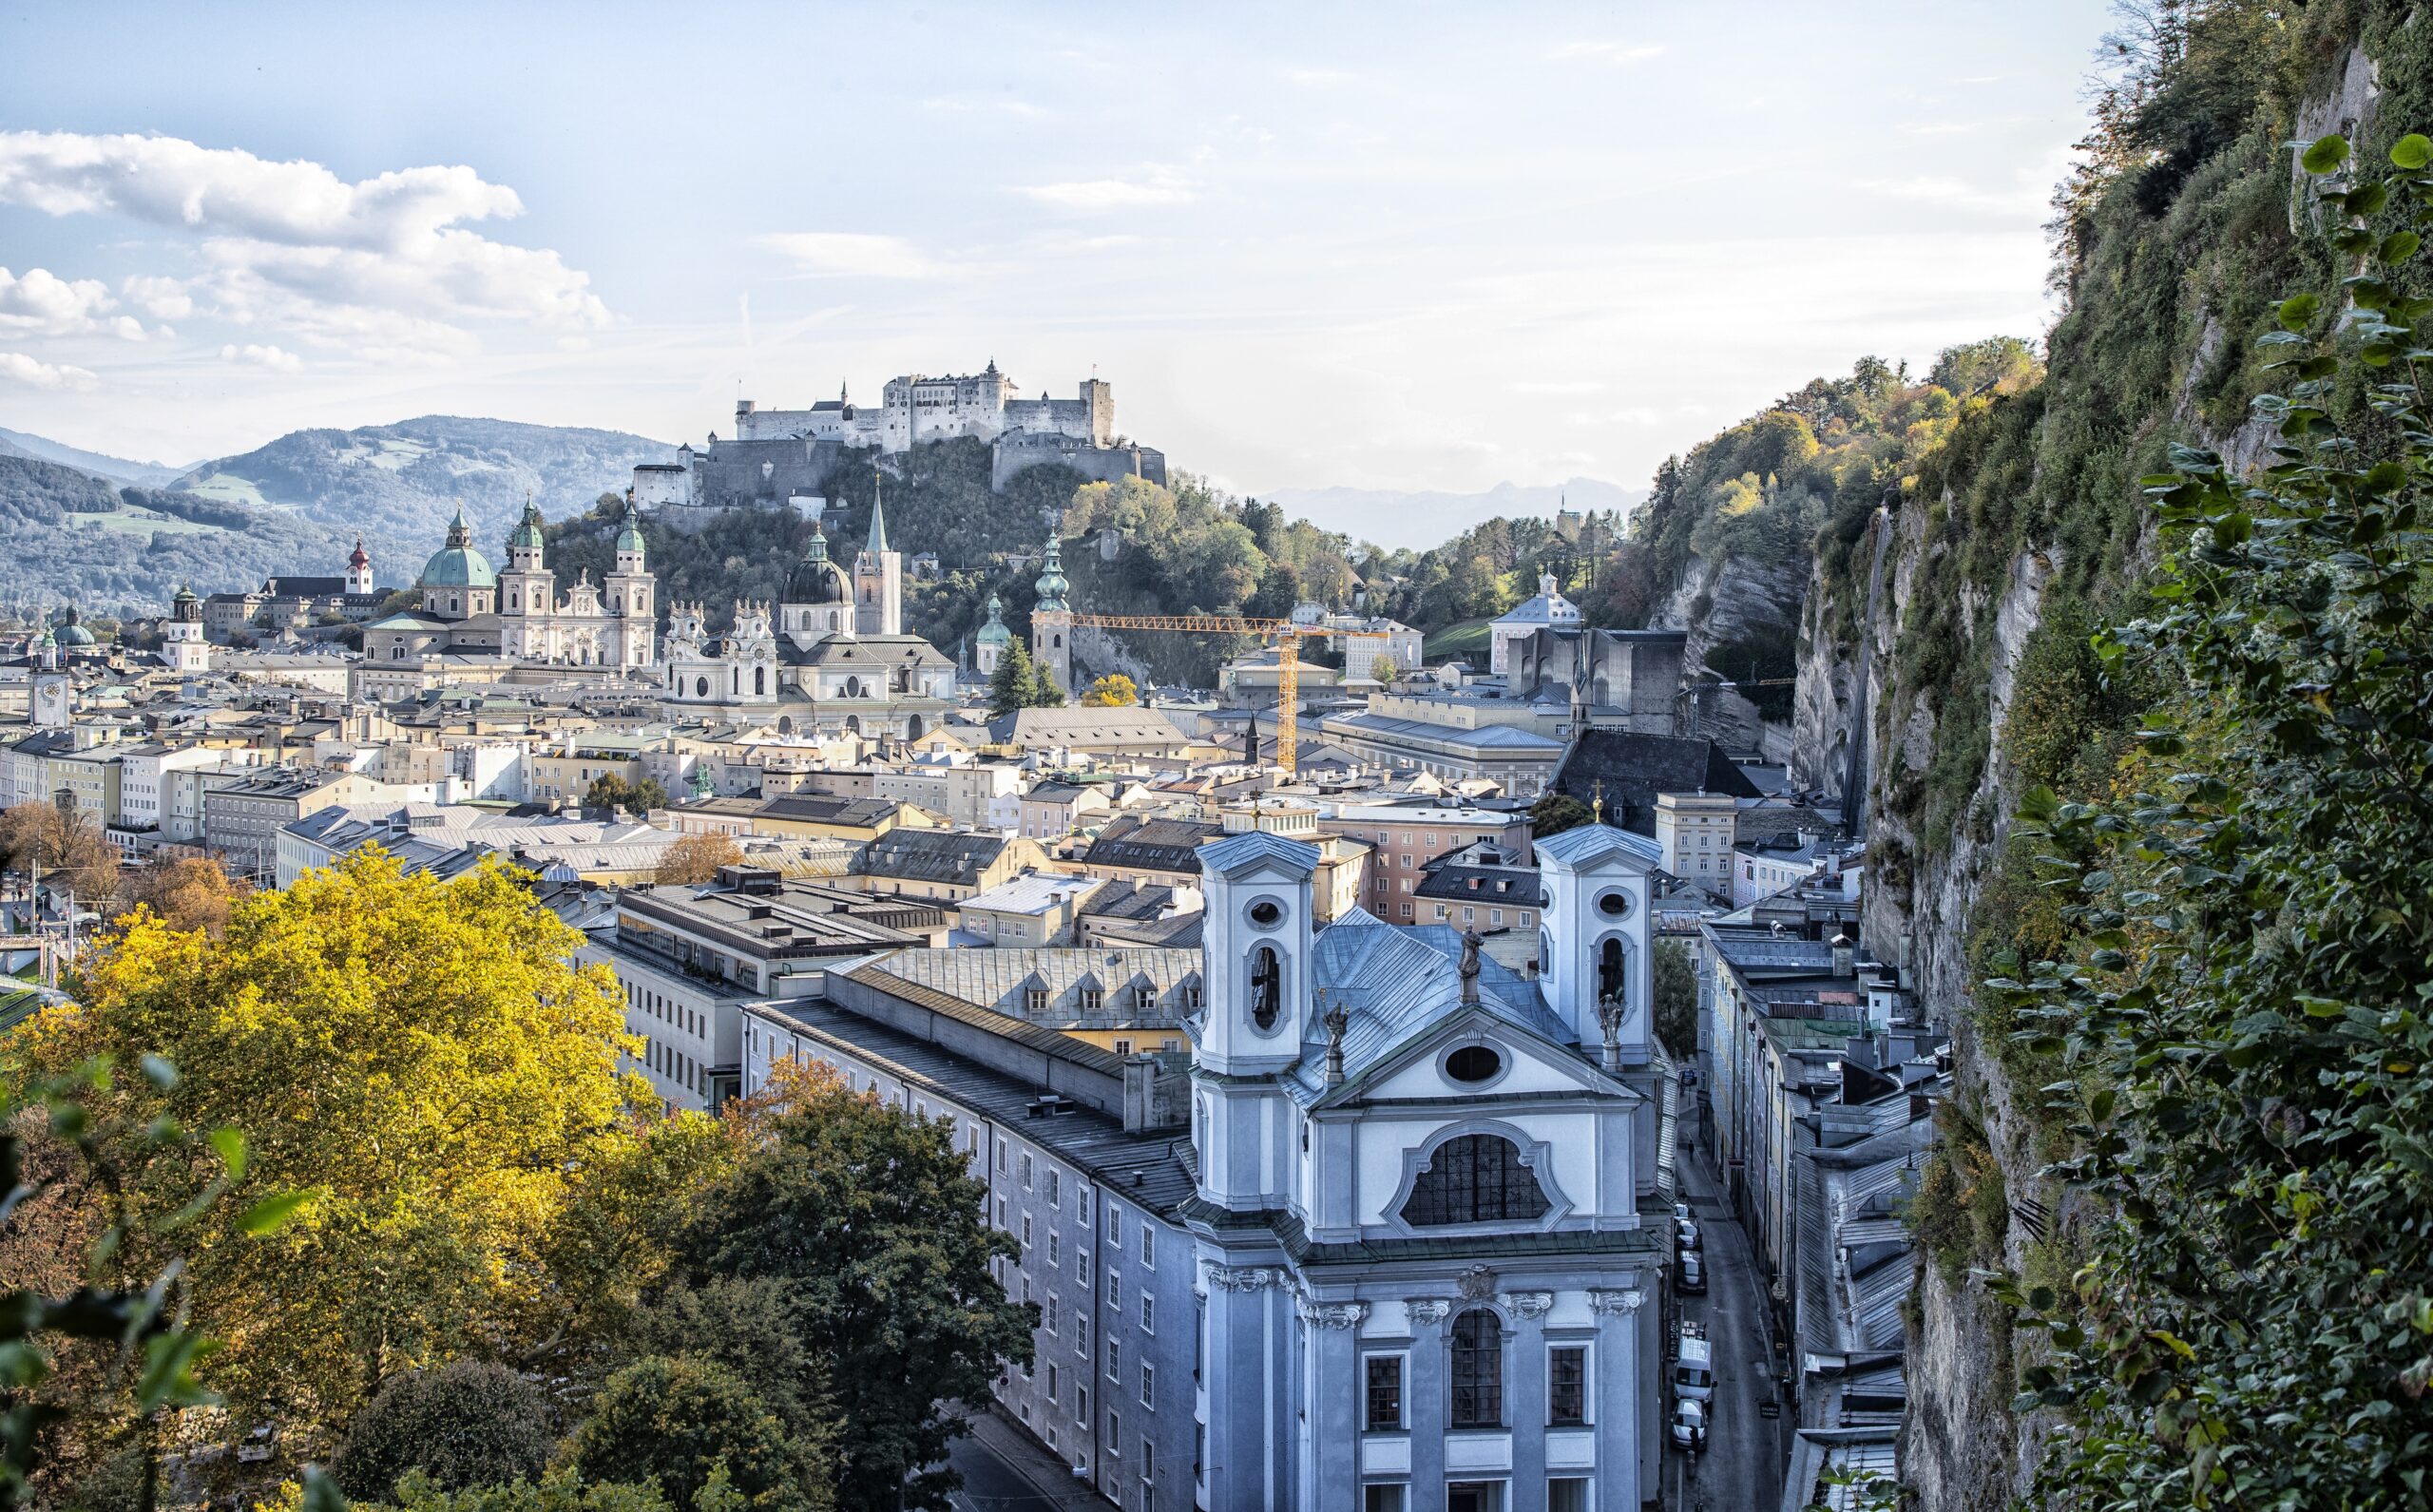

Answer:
[633,358,1165,527]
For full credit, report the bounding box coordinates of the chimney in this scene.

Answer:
[1831,930,1854,978]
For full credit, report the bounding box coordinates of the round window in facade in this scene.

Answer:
[1445,1044,1504,1083]
[1248,898,1285,928]
[1597,889,1633,919]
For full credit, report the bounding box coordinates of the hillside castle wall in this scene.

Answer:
[637,362,1161,519]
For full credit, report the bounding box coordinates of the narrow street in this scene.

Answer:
[1671,1149,1787,1512]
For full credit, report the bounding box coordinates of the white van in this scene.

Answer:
[1673,1323,1715,1404]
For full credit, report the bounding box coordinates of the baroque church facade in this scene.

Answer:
[1188,824,1667,1510]
[362,499,657,672]
[658,493,954,737]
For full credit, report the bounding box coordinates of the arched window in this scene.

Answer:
[1400,1135,1551,1227]
[1449,1310,1504,1427]
[1248,945,1282,1032]
[754,666,766,697]
[1599,938,1625,1003]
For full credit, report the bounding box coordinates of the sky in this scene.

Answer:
[0,0,2112,501]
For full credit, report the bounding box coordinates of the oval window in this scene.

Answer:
[1249,899,1284,928]
[1598,890,1631,918]
[1446,1045,1502,1083]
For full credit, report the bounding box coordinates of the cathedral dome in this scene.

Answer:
[785,524,850,605]
[422,504,498,589]
[52,606,94,646]
[615,496,646,555]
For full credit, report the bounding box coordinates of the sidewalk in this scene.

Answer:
[954,1404,1112,1511]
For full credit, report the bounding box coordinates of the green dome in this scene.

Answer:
[615,496,646,556]
[975,592,1013,647]
[507,496,546,552]
[1033,537,1069,613]
[422,504,498,589]
[53,606,94,647]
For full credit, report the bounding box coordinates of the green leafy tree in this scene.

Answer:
[582,775,666,816]
[671,1073,1031,1511]
[1989,131,2433,1507]
[335,1361,553,1502]
[1368,655,1400,685]
[1529,792,1592,840]
[570,1356,828,1512]
[1652,940,1696,1060]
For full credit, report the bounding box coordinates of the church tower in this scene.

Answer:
[973,592,1012,677]
[163,584,209,675]
[853,474,903,637]
[1535,823,1656,1063]
[604,493,656,666]
[497,495,556,661]
[1030,536,1071,698]
[344,538,374,596]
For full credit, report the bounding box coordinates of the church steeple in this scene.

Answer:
[865,471,890,556]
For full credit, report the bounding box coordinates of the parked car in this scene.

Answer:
[1676,1215,1702,1251]
[1674,1200,1692,1224]
[1672,1321,1715,1405]
[1671,1398,1709,1451]
[1678,1251,1706,1293]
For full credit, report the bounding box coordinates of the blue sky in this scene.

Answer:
[0,1,2110,499]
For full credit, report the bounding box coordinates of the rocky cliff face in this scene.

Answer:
[1652,549,1807,764]
[1766,27,2404,1505]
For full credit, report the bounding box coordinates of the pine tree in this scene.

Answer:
[987,639,1037,717]
[1025,660,1067,708]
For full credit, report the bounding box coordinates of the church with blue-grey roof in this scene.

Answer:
[1187,821,1668,1510]
[739,816,1675,1509]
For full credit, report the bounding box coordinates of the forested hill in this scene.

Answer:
[0,453,350,617]
[172,415,664,579]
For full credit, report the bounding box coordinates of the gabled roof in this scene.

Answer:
[855,827,1015,886]
[1198,829,1320,879]
[1278,909,1580,1105]
[1536,821,1662,870]
[1549,730,1764,833]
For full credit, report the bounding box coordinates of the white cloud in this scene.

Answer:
[0,266,145,338]
[122,274,193,319]
[219,342,302,373]
[1016,166,1197,211]
[0,130,608,356]
[0,352,99,390]
[1516,379,1603,395]
[1549,41,1665,64]
[756,232,947,279]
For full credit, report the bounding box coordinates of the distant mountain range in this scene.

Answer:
[0,426,189,488]
[167,415,668,577]
[0,415,666,616]
[1262,476,1645,551]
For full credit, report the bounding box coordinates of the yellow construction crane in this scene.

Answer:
[1040,611,1333,775]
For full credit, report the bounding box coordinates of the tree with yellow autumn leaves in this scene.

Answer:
[5,848,731,1455]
